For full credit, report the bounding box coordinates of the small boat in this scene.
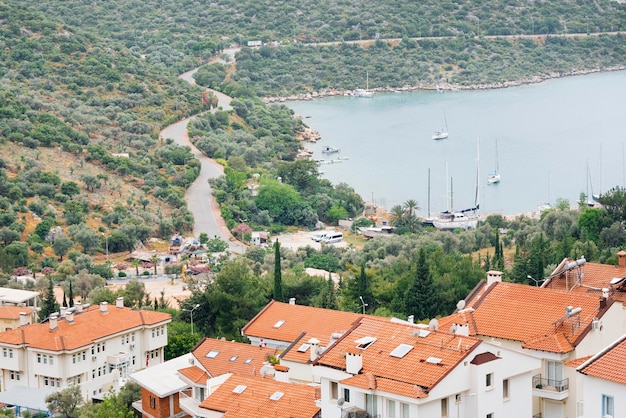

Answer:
[432,110,449,140]
[336,156,350,161]
[321,145,340,154]
[354,71,374,98]
[487,139,501,184]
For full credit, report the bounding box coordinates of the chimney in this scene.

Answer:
[618,251,626,268]
[273,364,290,383]
[100,301,108,314]
[75,302,82,313]
[116,297,124,308]
[602,288,609,299]
[345,349,363,375]
[65,310,74,323]
[19,312,28,327]
[407,315,414,324]
[289,298,296,305]
[49,313,58,331]
[60,306,67,318]
[600,297,607,309]
[486,270,503,287]
[308,338,320,362]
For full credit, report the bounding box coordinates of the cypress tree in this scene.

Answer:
[404,248,435,321]
[273,240,283,302]
[40,277,59,321]
[62,291,67,308]
[68,279,74,308]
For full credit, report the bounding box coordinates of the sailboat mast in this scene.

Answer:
[428,168,431,218]
[475,137,480,209]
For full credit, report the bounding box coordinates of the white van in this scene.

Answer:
[311,232,329,242]
[322,232,343,243]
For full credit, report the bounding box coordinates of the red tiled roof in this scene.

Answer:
[0,306,34,320]
[438,282,608,354]
[199,374,320,418]
[192,338,277,378]
[242,301,362,347]
[340,373,429,398]
[317,317,481,395]
[0,305,170,350]
[564,355,593,369]
[544,258,626,303]
[178,365,209,384]
[577,335,626,385]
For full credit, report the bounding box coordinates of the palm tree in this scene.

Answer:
[150,254,160,276]
[389,205,406,226]
[131,258,141,277]
[403,199,420,217]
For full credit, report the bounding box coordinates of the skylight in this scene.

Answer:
[390,343,414,359]
[229,355,238,362]
[269,391,284,401]
[232,385,247,394]
[426,357,442,364]
[244,358,253,364]
[297,343,311,353]
[273,319,286,328]
[418,329,430,338]
[206,350,220,359]
[355,336,377,350]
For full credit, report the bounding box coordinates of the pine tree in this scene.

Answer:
[320,274,338,309]
[357,263,373,312]
[273,240,283,302]
[404,248,435,321]
[40,278,60,321]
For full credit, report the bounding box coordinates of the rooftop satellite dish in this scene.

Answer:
[337,398,345,407]
[429,318,439,331]
[456,300,466,310]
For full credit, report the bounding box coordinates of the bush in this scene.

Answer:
[118,271,127,278]
[142,270,150,276]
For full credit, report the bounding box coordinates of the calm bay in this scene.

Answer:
[285,70,626,218]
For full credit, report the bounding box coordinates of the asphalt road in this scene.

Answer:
[159,65,243,253]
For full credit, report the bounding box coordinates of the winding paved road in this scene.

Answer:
[160,61,243,253]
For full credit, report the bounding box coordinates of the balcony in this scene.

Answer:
[532,413,542,418]
[532,374,569,401]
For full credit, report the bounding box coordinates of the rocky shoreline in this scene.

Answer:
[263,65,626,103]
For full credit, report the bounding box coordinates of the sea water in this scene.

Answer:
[285,71,626,217]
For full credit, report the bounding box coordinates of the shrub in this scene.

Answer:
[118,271,127,278]
[142,270,150,276]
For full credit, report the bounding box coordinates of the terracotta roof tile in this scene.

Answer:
[178,365,209,384]
[242,301,361,347]
[0,305,171,350]
[199,374,320,418]
[578,335,626,384]
[0,306,34,320]
[192,338,277,378]
[340,374,429,398]
[564,355,593,369]
[317,317,481,395]
[544,259,626,303]
[438,282,606,354]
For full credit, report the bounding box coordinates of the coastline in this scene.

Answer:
[263,65,626,103]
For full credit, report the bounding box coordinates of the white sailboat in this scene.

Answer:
[433,139,480,230]
[355,71,374,98]
[432,110,449,140]
[487,139,501,184]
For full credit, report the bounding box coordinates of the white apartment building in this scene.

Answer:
[0,297,170,409]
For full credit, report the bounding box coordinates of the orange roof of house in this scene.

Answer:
[316,316,481,396]
[0,304,170,351]
[340,373,429,398]
[544,257,626,303]
[438,282,609,353]
[192,338,277,378]
[178,365,210,384]
[199,374,320,418]
[564,355,593,369]
[242,300,361,346]
[0,306,34,320]
[577,335,626,385]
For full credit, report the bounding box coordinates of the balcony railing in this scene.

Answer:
[532,413,542,418]
[532,374,569,392]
